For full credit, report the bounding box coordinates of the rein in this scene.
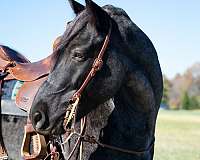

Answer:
[62,22,154,160]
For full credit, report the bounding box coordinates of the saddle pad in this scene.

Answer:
[15,77,47,112]
[1,80,27,116]
[11,81,24,100]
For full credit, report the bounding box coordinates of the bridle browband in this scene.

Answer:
[62,21,154,160]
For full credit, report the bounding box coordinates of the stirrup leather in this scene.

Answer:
[21,121,47,160]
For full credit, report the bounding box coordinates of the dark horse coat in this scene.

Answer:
[30,1,163,160]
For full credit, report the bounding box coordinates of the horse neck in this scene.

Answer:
[85,89,154,160]
[65,89,156,160]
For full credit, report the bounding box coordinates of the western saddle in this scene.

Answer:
[0,37,61,160]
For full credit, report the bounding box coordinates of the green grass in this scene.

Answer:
[154,110,200,160]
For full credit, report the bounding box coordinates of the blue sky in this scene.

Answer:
[0,0,199,78]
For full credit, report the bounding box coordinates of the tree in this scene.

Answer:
[190,96,200,109]
[181,92,200,110]
[182,92,190,110]
[161,75,171,106]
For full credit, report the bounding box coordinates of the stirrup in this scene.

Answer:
[21,121,47,160]
[0,146,8,160]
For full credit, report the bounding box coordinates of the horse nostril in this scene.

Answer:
[33,111,46,130]
[34,112,42,122]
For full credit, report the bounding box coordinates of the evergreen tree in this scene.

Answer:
[161,75,171,106]
[182,92,190,110]
[190,96,200,109]
[182,92,200,110]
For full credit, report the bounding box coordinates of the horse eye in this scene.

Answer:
[73,51,85,62]
[74,52,83,58]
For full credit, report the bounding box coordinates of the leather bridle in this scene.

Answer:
[61,21,112,160]
[72,27,111,102]
[63,21,112,129]
[62,21,154,160]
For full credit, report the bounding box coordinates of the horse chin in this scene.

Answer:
[50,117,65,135]
[34,115,66,136]
[50,120,65,135]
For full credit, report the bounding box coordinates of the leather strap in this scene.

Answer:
[62,22,112,159]
[82,135,154,156]
[71,22,112,102]
[66,117,86,160]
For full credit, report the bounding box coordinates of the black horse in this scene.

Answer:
[30,0,163,159]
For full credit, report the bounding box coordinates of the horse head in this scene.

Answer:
[30,0,126,135]
[30,1,163,159]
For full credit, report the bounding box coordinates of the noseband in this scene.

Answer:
[62,21,154,160]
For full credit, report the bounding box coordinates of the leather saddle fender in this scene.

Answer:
[15,77,47,112]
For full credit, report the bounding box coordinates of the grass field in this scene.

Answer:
[154,110,200,160]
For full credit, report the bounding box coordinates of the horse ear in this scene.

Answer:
[68,0,85,15]
[85,0,110,33]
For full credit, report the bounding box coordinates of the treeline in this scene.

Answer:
[162,63,200,110]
